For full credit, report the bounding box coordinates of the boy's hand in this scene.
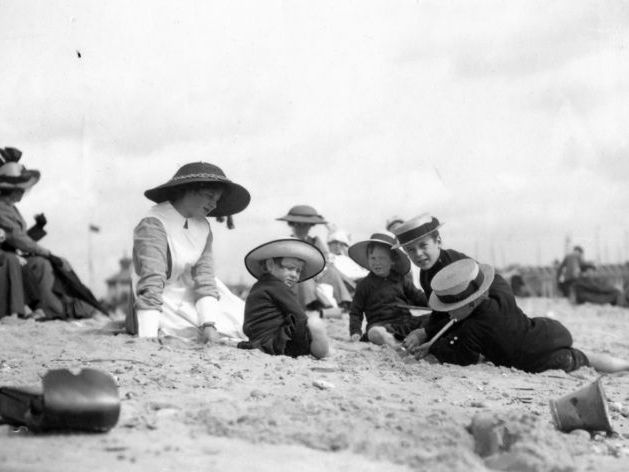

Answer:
[350,333,361,342]
[412,342,431,359]
[402,329,427,351]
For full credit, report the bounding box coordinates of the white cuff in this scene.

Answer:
[136,309,160,338]
[195,296,219,326]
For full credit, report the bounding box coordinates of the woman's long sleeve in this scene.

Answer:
[191,224,219,301]
[133,217,169,311]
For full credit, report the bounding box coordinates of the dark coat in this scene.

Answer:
[243,274,309,355]
[349,271,427,337]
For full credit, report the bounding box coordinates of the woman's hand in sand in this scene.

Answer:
[350,333,361,342]
[412,342,431,359]
[402,329,427,352]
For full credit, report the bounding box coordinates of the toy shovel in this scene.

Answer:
[0,368,120,432]
[414,318,456,359]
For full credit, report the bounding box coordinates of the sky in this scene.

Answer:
[1,0,628,296]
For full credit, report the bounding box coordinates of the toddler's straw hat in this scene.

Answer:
[348,232,411,275]
[245,238,326,282]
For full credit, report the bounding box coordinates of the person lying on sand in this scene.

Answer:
[239,239,330,359]
[403,258,629,373]
[347,232,426,347]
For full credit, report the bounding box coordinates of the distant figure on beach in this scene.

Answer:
[556,246,584,297]
[404,258,629,373]
[129,162,250,343]
[326,229,368,284]
[347,232,426,347]
[571,263,624,306]
[277,205,352,310]
[239,238,330,358]
[0,147,95,320]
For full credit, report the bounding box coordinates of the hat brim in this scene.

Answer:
[392,222,444,249]
[348,239,411,275]
[144,178,251,217]
[428,263,494,313]
[0,169,40,191]
[245,238,326,282]
[276,215,327,225]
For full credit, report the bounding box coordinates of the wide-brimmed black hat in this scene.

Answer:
[144,162,250,217]
[348,232,411,275]
[276,205,327,225]
[245,238,326,282]
[0,147,40,191]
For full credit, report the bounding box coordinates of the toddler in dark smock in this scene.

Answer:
[238,238,330,358]
[347,232,427,347]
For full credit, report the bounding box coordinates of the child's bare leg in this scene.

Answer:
[307,316,329,359]
[583,351,629,373]
[367,326,399,348]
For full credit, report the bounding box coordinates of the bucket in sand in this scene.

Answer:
[549,378,613,433]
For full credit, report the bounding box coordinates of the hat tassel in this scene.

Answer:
[215,215,235,230]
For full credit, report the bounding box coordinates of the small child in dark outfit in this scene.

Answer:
[347,232,427,347]
[409,258,629,374]
[239,238,330,358]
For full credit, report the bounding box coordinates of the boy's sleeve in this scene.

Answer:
[403,277,428,307]
[429,327,481,366]
[348,280,367,337]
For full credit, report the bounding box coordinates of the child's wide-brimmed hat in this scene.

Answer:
[245,238,326,282]
[0,148,41,191]
[392,213,443,249]
[327,230,350,246]
[429,258,494,312]
[276,205,327,225]
[348,232,411,275]
[144,162,250,217]
[385,215,405,232]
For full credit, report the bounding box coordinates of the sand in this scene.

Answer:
[1,297,628,472]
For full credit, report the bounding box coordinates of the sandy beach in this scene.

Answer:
[1,297,628,472]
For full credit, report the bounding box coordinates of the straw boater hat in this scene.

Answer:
[428,258,495,312]
[0,147,41,191]
[276,205,327,225]
[144,162,250,217]
[392,213,443,249]
[348,232,411,275]
[245,238,326,282]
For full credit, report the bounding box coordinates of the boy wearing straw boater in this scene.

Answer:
[413,258,629,373]
[240,238,330,358]
[347,232,427,347]
[391,214,469,352]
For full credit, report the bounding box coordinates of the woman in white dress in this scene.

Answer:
[127,162,250,342]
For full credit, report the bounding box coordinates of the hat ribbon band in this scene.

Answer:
[436,270,485,304]
[171,173,227,182]
[397,222,437,245]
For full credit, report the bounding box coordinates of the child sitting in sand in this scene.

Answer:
[347,232,427,347]
[239,238,330,358]
[406,258,629,373]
